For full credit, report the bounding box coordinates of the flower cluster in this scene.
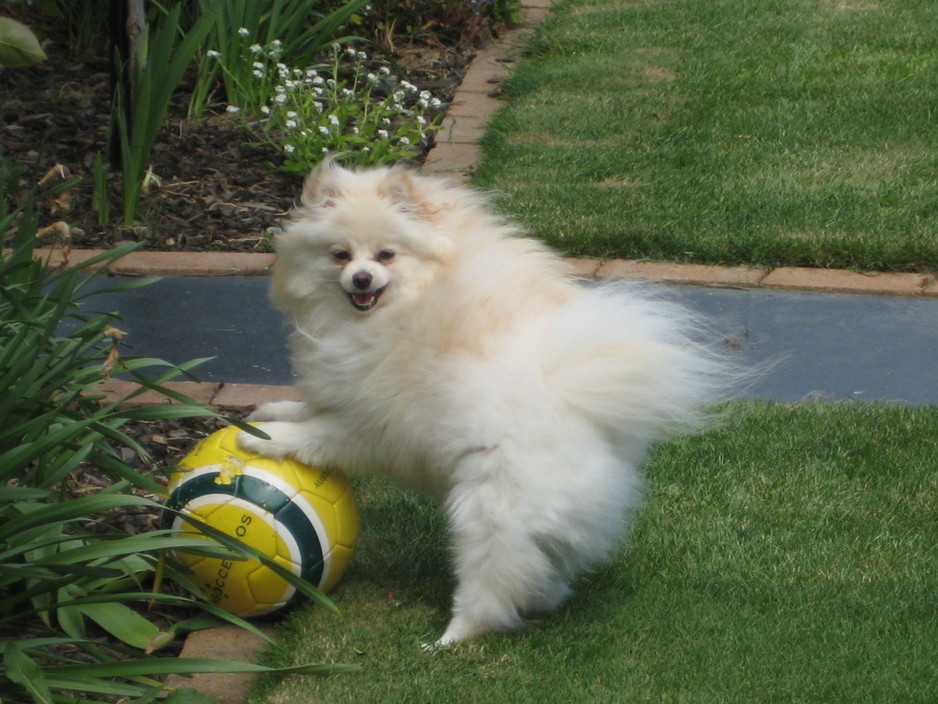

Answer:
[212,41,443,172]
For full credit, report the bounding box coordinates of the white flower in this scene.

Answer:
[322,147,329,153]
[206,50,221,59]
[275,84,286,94]
[260,105,271,115]
[286,111,298,119]
[284,144,296,154]
[250,44,263,54]
[419,90,431,101]
[400,80,418,94]
[346,47,357,58]
[429,98,443,110]
[378,67,391,76]
[252,70,263,79]
[226,105,241,114]
[311,76,325,87]
[252,62,264,70]
[382,117,391,126]
[237,27,249,37]
[416,116,427,126]
[377,129,389,139]
[285,119,298,129]
[328,114,340,126]
[313,101,324,112]
[399,136,410,145]
[367,73,378,85]
[352,127,360,135]
[306,69,319,79]
[341,88,354,99]
[319,126,330,137]
[274,93,288,104]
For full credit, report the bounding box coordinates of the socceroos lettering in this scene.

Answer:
[205,513,253,604]
[235,512,252,537]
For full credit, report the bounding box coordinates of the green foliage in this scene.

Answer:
[0,185,355,702]
[0,16,47,67]
[114,3,220,227]
[334,0,523,48]
[244,45,443,171]
[91,151,109,227]
[188,0,369,118]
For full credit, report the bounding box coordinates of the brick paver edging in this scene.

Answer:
[28,246,938,297]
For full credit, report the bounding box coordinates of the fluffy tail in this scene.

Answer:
[542,281,729,445]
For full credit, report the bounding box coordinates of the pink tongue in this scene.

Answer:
[354,293,374,305]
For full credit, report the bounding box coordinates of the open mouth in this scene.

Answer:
[348,286,387,312]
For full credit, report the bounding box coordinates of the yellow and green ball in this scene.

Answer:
[164,425,359,617]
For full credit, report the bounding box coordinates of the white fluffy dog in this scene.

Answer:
[239,161,725,646]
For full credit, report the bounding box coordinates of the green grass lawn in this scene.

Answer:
[248,402,938,704]
[474,0,938,272]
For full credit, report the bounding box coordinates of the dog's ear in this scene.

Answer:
[300,161,342,209]
[379,168,444,220]
[379,169,419,209]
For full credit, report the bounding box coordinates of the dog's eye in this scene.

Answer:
[332,250,351,264]
[375,249,396,263]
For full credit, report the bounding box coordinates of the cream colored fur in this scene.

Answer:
[239,161,726,647]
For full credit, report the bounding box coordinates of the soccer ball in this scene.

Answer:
[164,425,359,617]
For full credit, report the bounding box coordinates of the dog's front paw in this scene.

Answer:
[236,422,303,461]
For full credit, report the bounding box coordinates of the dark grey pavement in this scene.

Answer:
[84,276,938,406]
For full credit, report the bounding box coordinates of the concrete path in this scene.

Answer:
[88,274,938,407]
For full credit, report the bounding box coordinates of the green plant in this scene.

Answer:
[16,0,111,60]
[113,3,219,226]
[91,151,109,227]
[333,0,522,50]
[0,15,47,66]
[245,44,443,171]
[188,0,369,118]
[0,185,358,702]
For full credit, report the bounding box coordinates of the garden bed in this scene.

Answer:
[1,10,474,252]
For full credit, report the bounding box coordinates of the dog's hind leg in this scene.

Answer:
[435,462,563,646]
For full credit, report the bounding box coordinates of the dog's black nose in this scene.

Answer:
[352,271,373,290]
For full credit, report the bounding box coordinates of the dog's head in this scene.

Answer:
[271,162,456,320]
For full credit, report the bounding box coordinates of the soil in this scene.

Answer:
[1,10,474,252]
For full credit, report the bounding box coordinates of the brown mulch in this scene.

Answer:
[1,15,473,253]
